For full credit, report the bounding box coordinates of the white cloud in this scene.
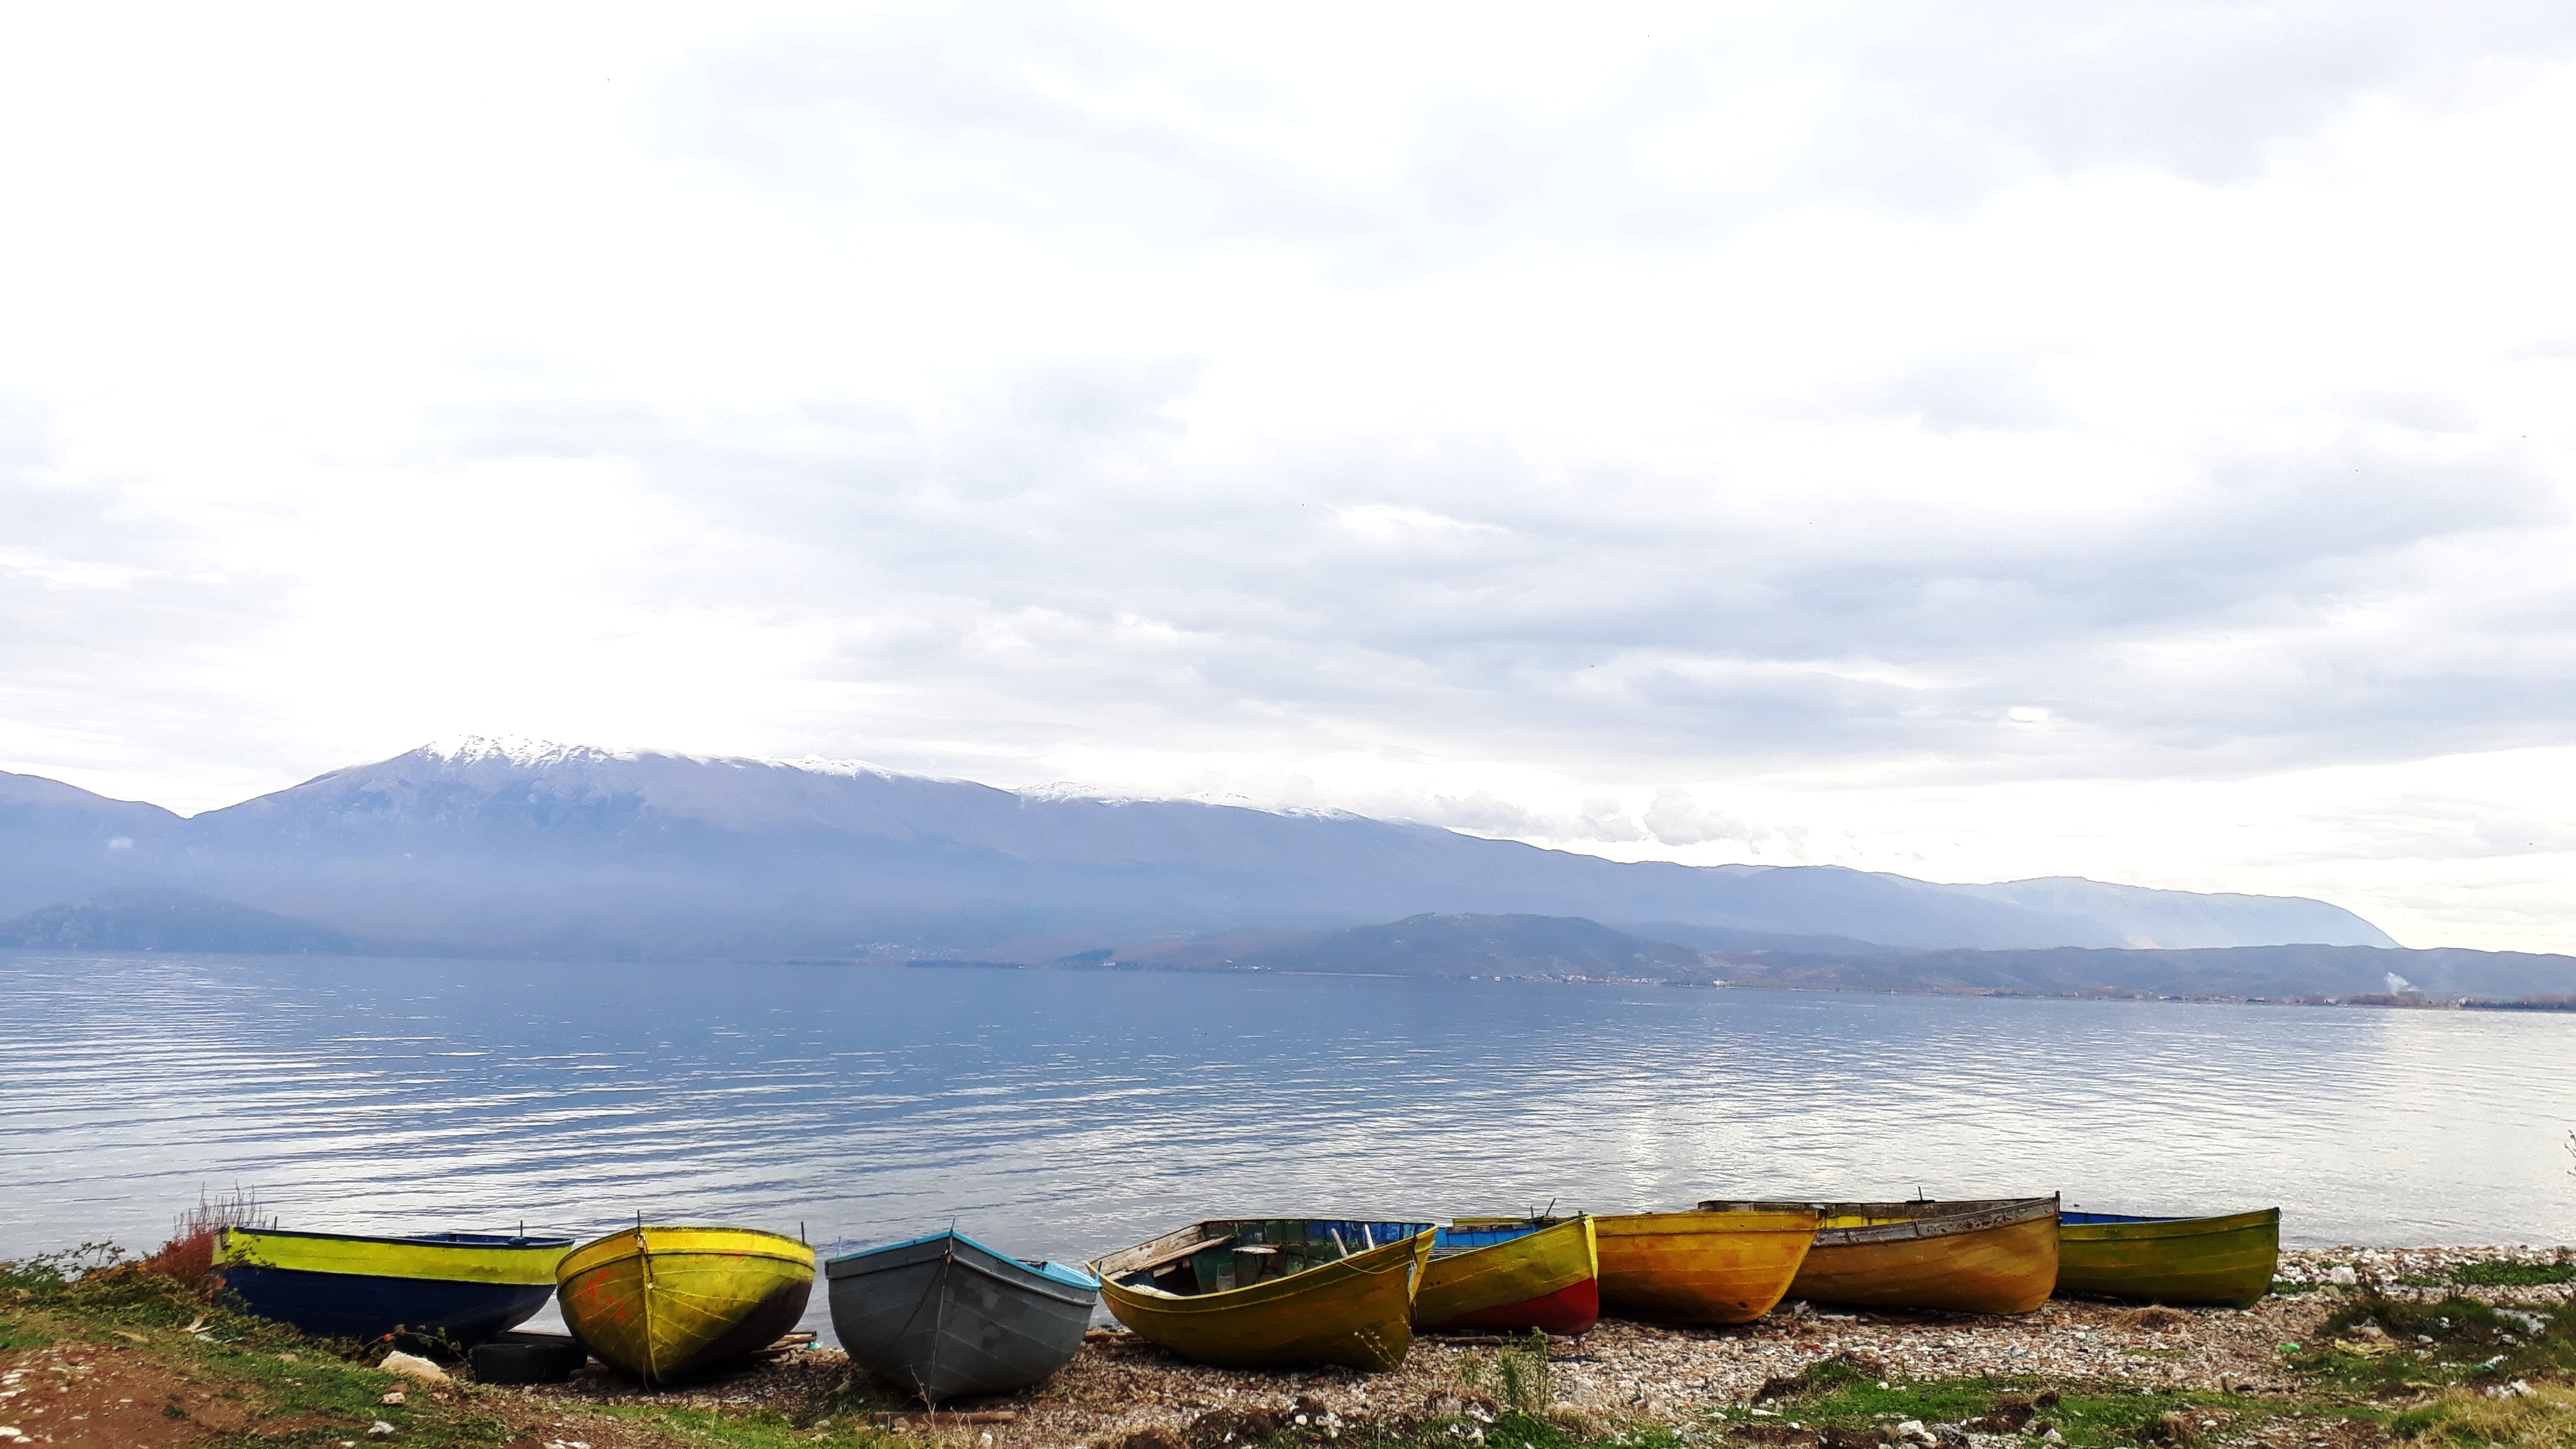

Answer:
[1,1,2574,947]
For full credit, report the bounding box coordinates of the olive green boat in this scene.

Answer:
[2055,1207,2280,1307]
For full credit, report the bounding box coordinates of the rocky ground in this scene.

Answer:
[7,1246,2569,1449]
[479,1247,2576,1448]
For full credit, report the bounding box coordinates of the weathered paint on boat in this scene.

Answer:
[826,1229,1100,1403]
[215,1227,571,1345]
[2056,1208,2280,1307]
[1592,1209,1820,1324]
[1699,1197,2059,1315]
[557,1226,814,1383]
[1092,1219,1435,1371]
[1416,1217,1599,1334]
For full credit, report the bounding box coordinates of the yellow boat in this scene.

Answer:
[555,1225,815,1383]
[1699,1196,2059,1315]
[1415,1216,1599,1334]
[1091,1218,1434,1370]
[1593,1209,1820,1324]
[2056,1207,2280,1307]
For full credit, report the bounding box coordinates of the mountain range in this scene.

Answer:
[0,736,2400,961]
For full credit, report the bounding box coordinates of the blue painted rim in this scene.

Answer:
[826,1228,1100,1290]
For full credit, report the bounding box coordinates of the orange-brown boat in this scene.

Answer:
[1592,1208,1819,1324]
[1697,1197,2058,1315]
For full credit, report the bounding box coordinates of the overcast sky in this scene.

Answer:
[5,2,2575,950]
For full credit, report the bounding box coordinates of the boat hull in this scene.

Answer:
[1702,1198,2059,1315]
[1417,1217,1599,1334]
[1593,1210,1820,1324]
[2056,1208,2279,1307]
[1094,1219,1434,1371]
[557,1226,815,1383]
[215,1227,570,1345]
[827,1231,1099,1403]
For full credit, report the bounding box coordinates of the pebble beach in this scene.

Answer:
[487,1247,2576,1449]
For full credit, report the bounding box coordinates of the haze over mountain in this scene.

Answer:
[0,888,386,956]
[0,736,2398,962]
[1066,912,2575,1004]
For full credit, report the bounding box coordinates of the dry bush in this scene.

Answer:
[2393,1382,2576,1448]
[2118,1306,2192,1332]
[137,1186,268,1284]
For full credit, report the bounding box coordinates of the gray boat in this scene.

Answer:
[825,1228,1101,1403]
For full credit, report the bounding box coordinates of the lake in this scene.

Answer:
[4,952,2570,1340]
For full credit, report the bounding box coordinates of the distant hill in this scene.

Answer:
[1101,912,1717,978]
[1039,914,2576,1003]
[1618,920,1906,956]
[0,737,2401,960]
[9,883,2559,1003]
[0,888,394,955]
[1709,942,2576,1002]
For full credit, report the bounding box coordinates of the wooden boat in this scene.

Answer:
[214,1226,572,1345]
[826,1229,1100,1403]
[1091,1218,1434,1370]
[1592,1209,1820,1324]
[556,1225,815,1383]
[1416,1216,1599,1334]
[1698,1196,2059,1314]
[2056,1207,2280,1307]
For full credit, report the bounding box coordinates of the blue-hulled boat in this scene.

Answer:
[825,1229,1100,1403]
[216,1227,573,1345]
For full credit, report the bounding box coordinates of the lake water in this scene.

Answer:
[4,952,2571,1340]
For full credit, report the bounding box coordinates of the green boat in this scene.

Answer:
[2056,1208,2280,1307]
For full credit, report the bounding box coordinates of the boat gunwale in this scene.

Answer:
[1596,1209,1822,1238]
[1422,1216,1593,1271]
[1431,1214,1591,1259]
[220,1226,575,1251]
[1091,1222,1433,1318]
[217,1226,574,1287]
[826,1231,1100,1302]
[557,1226,817,1283]
[1696,1197,2057,1247]
[2057,1208,2280,1242]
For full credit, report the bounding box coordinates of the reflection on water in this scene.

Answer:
[5,952,2571,1325]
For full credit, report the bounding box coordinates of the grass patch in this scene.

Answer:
[593,1403,922,1447]
[0,1241,510,1448]
[2386,1381,2576,1447]
[2452,1262,2576,1289]
[1719,1362,2285,1449]
[2290,1294,2576,1397]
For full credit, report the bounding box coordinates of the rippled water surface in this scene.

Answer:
[6,952,2571,1333]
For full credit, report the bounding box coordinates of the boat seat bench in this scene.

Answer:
[1122,1234,1237,1279]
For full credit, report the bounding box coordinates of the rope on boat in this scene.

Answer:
[881,1229,958,1404]
[634,1222,659,1387]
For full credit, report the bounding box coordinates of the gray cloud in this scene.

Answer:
[641,1,2576,265]
[378,337,2576,791]
[645,6,1367,260]
[0,399,298,784]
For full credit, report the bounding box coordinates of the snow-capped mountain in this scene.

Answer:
[0,738,2399,960]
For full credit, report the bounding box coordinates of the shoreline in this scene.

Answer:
[532,1247,2570,1447]
[4,1244,2570,1449]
